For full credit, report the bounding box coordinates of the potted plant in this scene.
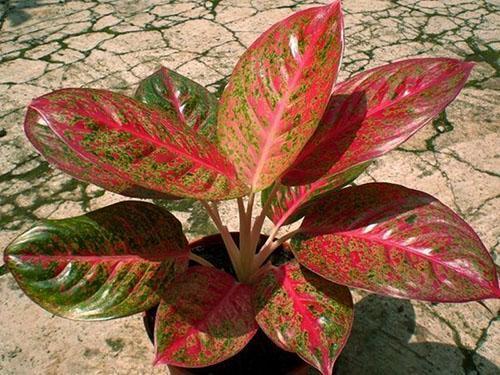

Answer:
[2,1,499,374]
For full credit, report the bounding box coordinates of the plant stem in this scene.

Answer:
[274,228,301,248]
[237,197,251,279]
[200,201,242,278]
[237,198,248,251]
[239,194,256,282]
[250,182,280,253]
[255,224,280,263]
[189,253,215,268]
[202,185,294,283]
[237,197,246,217]
[254,228,301,269]
[246,192,255,218]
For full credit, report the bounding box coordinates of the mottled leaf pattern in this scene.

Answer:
[265,59,472,226]
[4,201,189,320]
[291,183,500,302]
[28,89,248,200]
[25,108,176,199]
[264,163,368,226]
[283,58,473,185]
[254,261,353,375]
[154,266,257,367]
[134,66,218,141]
[218,1,344,191]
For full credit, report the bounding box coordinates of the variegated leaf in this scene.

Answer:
[218,1,344,191]
[254,261,353,375]
[263,163,368,226]
[266,58,472,227]
[291,183,500,302]
[4,201,189,320]
[134,66,218,141]
[154,266,257,367]
[28,89,248,200]
[283,58,473,185]
[25,108,176,199]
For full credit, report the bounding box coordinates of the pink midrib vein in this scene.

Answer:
[326,59,471,137]
[156,283,250,362]
[281,267,331,373]
[161,68,188,125]
[250,23,323,190]
[325,230,494,290]
[292,62,468,176]
[33,100,231,178]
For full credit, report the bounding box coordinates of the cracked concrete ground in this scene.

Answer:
[0,0,498,374]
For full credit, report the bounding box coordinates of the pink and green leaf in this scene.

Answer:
[254,260,353,375]
[27,89,248,200]
[283,58,473,186]
[154,266,257,367]
[291,183,500,302]
[25,108,177,199]
[134,66,218,141]
[263,163,368,226]
[266,58,473,226]
[4,201,189,320]
[217,1,344,191]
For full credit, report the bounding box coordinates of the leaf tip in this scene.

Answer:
[461,60,475,73]
[493,286,500,299]
[152,354,164,367]
[327,0,341,7]
[322,0,343,17]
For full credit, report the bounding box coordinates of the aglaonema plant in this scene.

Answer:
[3,2,499,374]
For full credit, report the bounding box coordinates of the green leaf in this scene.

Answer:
[4,201,189,320]
[134,66,218,142]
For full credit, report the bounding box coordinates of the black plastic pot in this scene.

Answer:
[142,233,317,375]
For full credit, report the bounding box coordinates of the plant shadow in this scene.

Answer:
[2,0,69,28]
[336,294,499,375]
[2,0,36,27]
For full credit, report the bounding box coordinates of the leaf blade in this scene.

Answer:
[4,201,189,320]
[154,266,257,367]
[291,183,500,302]
[218,2,344,191]
[25,108,177,199]
[28,88,248,200]
[268,58,472,228]
[254,261,353,375]
[264,163,368,226]
[283,58,473,185]
[134,66,218,141]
